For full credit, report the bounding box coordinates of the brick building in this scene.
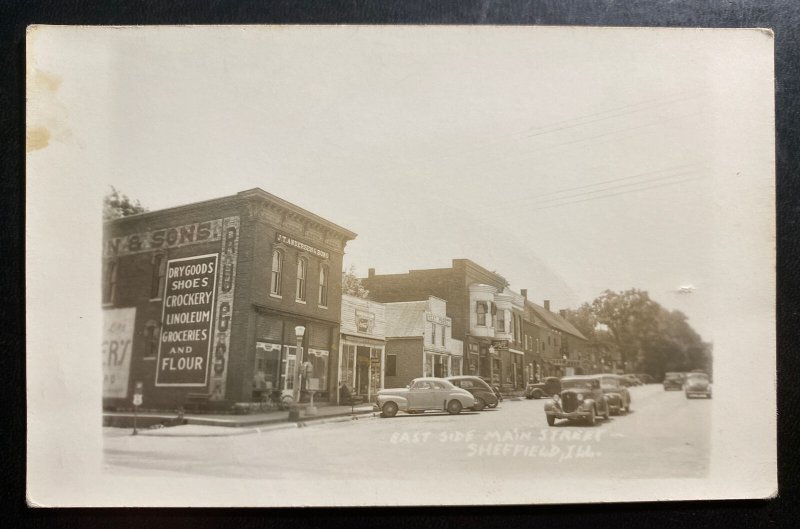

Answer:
[362,259,526,392]
[524,299,590,377]
[102,188,356,410]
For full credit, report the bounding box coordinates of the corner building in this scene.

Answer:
[102,188,356,410]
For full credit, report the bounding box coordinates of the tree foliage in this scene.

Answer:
[342,266,369,299]
[103,186,147,220]
[565,288,712,379]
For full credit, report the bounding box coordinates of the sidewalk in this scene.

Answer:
[104,403,377,435]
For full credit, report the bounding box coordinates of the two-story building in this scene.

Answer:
[102,188,356,410]
[383,297,463,389]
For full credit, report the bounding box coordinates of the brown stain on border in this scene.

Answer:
[26,126,51,152]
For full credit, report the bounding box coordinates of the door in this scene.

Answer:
[282,345,297,395]
[355,346,370,395]
[408,379,434,409]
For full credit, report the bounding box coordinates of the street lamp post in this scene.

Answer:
[288,325,305,422]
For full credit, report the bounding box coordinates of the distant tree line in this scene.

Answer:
[563,288,712,380]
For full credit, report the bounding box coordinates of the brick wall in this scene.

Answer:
[384,337,423,388]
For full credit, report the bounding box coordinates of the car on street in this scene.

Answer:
[544,375,610,426]
[525,376,561,399]
[479,377,503,403]
[620,374,643,387]
[635,373,655,384]
[376,377,476,418]
[446,376,499,411]
[684,372,712,399]
[663,372,684,391]
[598,374,631,415]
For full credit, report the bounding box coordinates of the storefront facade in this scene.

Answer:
[102,188,356,410]
[339,294,386,403]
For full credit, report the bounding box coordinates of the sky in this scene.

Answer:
[27,26,777,343]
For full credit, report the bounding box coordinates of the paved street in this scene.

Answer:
[104,385,710,480]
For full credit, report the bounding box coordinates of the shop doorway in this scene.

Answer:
[355,346,371,395]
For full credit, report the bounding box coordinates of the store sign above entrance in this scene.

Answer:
[104,219,224,257]
[355,310,375,334]
[155,254,218,387]
[426,313,451,327]
[276,233,329,259]
[492,340,509,349]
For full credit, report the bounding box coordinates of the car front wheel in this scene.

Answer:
[381,402,398,418]
[585,407,596,426]
[447,400,463,415]
[472,397,486,411]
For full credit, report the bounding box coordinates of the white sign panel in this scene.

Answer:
[102,307,136,398]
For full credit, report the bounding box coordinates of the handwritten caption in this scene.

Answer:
[389,428,605,461]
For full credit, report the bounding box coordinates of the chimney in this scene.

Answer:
[368,268,375,278]
[521,289,528,299]
[559,309,567,318]
[544,300,551,312]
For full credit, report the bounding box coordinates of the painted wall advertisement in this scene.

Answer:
[155,253,218,386]
[103,307,136,398]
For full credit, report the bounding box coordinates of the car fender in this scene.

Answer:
[378,395,409,410]
[451,391,475,407]
[543,400,555,412]
[582,398,597,411]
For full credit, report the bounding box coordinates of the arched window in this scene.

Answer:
[103,260,117,304]
[318,265,329,306]
[270,249,283,296]
[296,257,307,302]
[150,254,167,299]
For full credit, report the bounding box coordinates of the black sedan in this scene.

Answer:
[447,376,499,410]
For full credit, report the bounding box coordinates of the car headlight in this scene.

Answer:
[552,394,560,402]
[577,394,584,401]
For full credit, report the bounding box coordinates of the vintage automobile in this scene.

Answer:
[446,376,498,411]
[663,372,684,391]
[376,377,475,417]
[544,375,610,426]
[479,376,503,405]
[684,372,712,399]
[635,373,655,384]
[525,376,561,399]
[620,374,643,387]
[598,374,631,415]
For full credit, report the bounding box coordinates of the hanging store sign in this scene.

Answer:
[276,233,329,259]
[155,254,218,387]
[209,217,240,400]
[102,307,136,398]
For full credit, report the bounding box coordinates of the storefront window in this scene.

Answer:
[307,348,329,391]
[452,357,462,376]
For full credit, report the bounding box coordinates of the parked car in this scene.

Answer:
[684,372,712,399]
[447,376,499,411]
[635,373,655,384]
[376,377,476,417]
[479,377,503,405]
[598,374,631,415]
[525,376,561,399]
[620,374,643,387]
[663,372,684,391]
[544,376,610,426]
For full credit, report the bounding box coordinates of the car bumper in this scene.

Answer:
[685,389,710,396]
[546,408,592,420]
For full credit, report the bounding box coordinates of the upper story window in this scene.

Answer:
[441,326,446,346]
[476,301,488,326]
[496,309,506,333]
[103,260,118,304]
[318,265,329,306]
[296,257,307,302]
[271,249,283,296]
[431,322,437,345]
[150,254,167,299]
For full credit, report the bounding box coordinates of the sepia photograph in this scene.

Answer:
[25,24,776,506]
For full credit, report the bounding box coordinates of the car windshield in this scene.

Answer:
[686,374,708,382]
[601,377,619,388]
[561,379,593,390]
[665,374,682,380]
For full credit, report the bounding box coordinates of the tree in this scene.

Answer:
[103,186,147,220]
[342,266,369,299]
